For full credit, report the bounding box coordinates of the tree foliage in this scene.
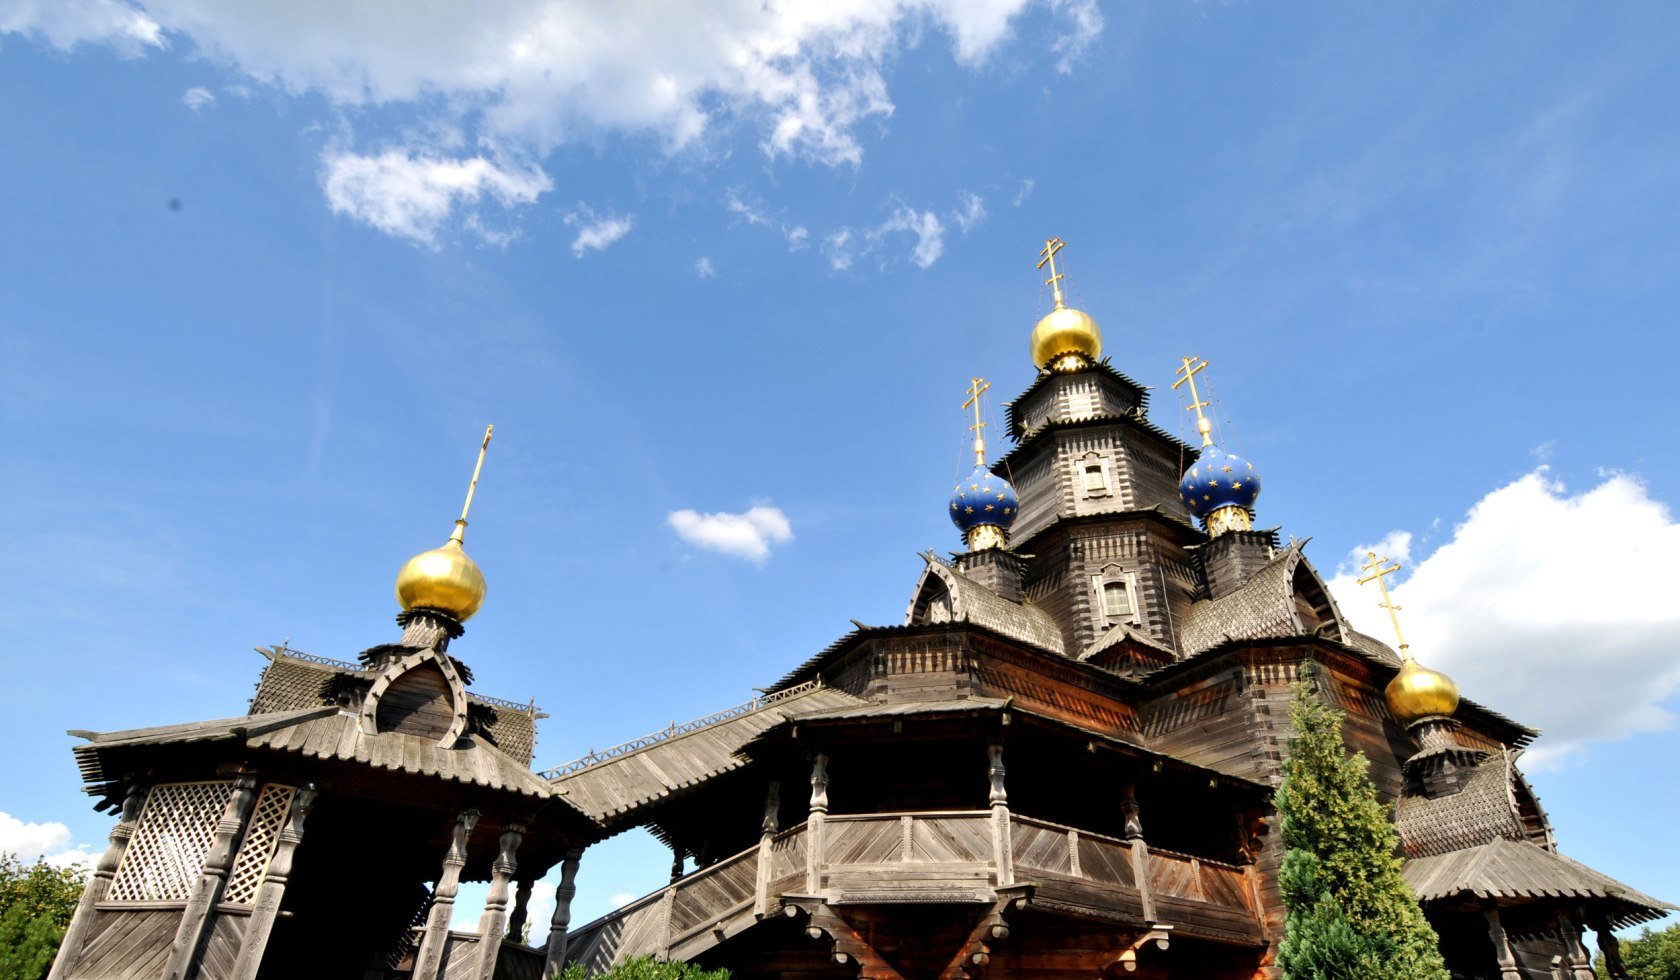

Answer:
[0,853,87,980]
[1598,921,1680,980]
[1273,671,1449,980]
[557,958,729,980]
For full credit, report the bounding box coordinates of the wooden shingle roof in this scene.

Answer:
[1395,756,1528,858]
[1175,546,1302,657]
[906,557,1066,656]
[1404,838,1673,928]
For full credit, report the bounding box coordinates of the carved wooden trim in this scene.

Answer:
[48,781,148,980]
[164,772,259,980]
[471,822,525,980]
[413,808,480,980]
[230,784,316,979]
[542,848,583,976]
[359,649,472,745]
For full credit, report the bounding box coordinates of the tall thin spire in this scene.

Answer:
[449,425,494,546]
[1357,550,1410,660]
[962,377,991,468]
[1172,355,1215,448]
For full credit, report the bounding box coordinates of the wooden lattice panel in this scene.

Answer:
[108,781,235,902]
[223,783,296,906]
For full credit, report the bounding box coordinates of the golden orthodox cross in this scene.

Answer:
[1037,237,1068,308]
[450,424,494,545]
[962,377,991,467]
[1171,356,1215,447]
[1356,551,1411,659]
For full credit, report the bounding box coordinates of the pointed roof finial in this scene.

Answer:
[1172,355,1215,448]
[449,424,494,546]
[962,377,992,468]
[1357,551,1410,659]
[1037,237,1068,309]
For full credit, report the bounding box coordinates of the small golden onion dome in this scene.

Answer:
[1030,304,1103,370]
[1385,658,1460,726]
[395,522,486,621]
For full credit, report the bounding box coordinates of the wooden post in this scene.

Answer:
[755,779,780,917]
[230,785,317,980]
[471,822,525,980]
[506,880,533,943]
[48,781,147,980]
[542,848,583,976]
[670,842,685,884]
[165,773,259,980]
[1557,909,1598,980]
[1483,903,1523,980]
[413,808,480,980]
[807,753,829,895]
[1122,785,1154,923]
[988,741,1014,887]
[1588,909,1629,980]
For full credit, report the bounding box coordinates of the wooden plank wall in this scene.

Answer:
[194,912,249,980]
[66,908,182,979]
[376,663,457,740]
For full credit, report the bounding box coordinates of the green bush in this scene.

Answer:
[1599,921,1680,980]
[0,853,86,980]
[557,956,729,980]
[1274,671,1448,980]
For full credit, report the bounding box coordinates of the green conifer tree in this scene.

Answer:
[1274,669,1449,980]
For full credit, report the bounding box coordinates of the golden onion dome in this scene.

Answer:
[1030,304,1103,370]
[395,522,486,621]
[1385,658,1460,726]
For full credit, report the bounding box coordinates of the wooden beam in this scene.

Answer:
[164,772,258,980]
[229,785,317,980]
[48,780,147,980]
[412,808,480,980]
[542,848,583,976]
[471,822,526,980]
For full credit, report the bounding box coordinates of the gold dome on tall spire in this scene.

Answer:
[1031,237,1102,371]
[395,426,493,622]
[1357,550,1461,726]
[1385,658,1461,726]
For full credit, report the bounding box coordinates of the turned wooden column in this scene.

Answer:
[48,781,148,980]
[165,773,260,980]
[1588,909,1628,980]
[755,779,781,917]
[413,809,480,980]
[542,848,584,976]
[1484,903,1523,980]
[987,741,1014,887]
[1558,909,1598,980]
[1123,784,1155,925]
[472,822,526,980]
[506,879,533,943]
[230,785,317,980]
[806,753,829,895]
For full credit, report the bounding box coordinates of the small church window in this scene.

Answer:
[1102,580,1132,619]
[1078,452,1112,497]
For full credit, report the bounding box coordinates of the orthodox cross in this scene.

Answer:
[1357,551,1411,659]
[1171,356,1215,447]
[1037,237,1068,308]
[963,377,992,467]
[450,424,495,545]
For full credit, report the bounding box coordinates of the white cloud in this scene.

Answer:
[182,86,216,111]
[1327,469,1680,768]
[952,191,986,233]
[874,206,945,268]
[609,891,637,906]
[564,205,633,257]
[726,193,772,227]
[0,812,94,867]
[1048,0,1103,73]
[667,505,793,564]
[695,256,715,278]
[321,150,551,246]
[1013,177,1035,207]
[0,0,161,52]
[822,229,856,271]
[785,225,810,251]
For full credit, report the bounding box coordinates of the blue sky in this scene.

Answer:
[2,0,1678,938]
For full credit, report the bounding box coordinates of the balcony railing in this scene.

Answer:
[563,809,1261,973]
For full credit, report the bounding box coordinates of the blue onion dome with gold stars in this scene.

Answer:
[950,465,1019,537]
[1179,444,1261,526]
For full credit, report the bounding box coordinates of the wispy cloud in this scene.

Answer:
[321,150,550,246]
[876,206,945,268]
[952,191,986,233]
[1013,178,1035,207]
[695,256,715,278]
[785,225,810,251]
[182,86,216,111]
[565,204,634,258]
[1327,468,1680,768]
[0,0,162,52]
[725,193,772,227]
[667,505,793,564]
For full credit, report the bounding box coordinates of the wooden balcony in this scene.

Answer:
[565,810,1262,973]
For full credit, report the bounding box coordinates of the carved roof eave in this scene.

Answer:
[254,645,547,718]
[1009,506,1205,557]
[1139,635,1539,748]
[741,694,1271,796]
[1403,838,1675,929]
[1003,359,1153,441]
[993,410,1197,476]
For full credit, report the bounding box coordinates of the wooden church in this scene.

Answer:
[49,240,1670,979]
